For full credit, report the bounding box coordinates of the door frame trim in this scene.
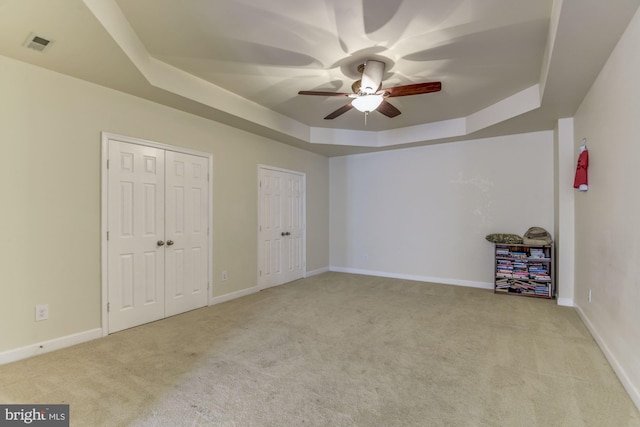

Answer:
[100,132,214,336]
[257,164,307,290]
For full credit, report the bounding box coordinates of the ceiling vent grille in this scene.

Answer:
[23,33,53,52]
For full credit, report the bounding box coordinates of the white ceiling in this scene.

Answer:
[0,0,638,156]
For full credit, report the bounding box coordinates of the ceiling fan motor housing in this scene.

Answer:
[359,60,385,94]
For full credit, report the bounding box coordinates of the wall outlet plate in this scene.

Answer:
[35,304,49,321]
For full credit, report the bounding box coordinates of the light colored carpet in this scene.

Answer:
[1,272,638,426]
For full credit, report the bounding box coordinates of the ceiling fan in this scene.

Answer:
[298,60,442,120]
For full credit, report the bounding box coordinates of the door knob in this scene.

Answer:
[281,232,286,237]
[286,232,291,236]
[157,240,165,246]
[167,240,174,246]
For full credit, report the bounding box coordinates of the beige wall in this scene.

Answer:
[573,7,640,408]
[330,131,555,286]
[0,55,329,352]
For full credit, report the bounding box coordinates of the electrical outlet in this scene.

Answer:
[222,271,228,281]
[588,289,592,303]
[35,304,48,321]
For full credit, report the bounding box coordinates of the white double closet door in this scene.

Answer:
[258,166,305,289]
[107,139,209,333]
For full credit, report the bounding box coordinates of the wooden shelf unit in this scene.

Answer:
[494,243,554,299]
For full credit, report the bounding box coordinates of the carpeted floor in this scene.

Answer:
[1,272,639,426]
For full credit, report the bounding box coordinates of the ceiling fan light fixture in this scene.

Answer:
[298,58,441,120]
[352,94,384,113]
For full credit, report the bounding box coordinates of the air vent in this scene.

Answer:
[23,33,53,52]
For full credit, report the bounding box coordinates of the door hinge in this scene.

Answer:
[259,180,262,188]
[106,231,109,241]
[106,159,110,169]
[259,270,262,277]
[107,302,110,312]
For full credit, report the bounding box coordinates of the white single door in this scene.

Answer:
[108,141,166,333]
[281,172,304,284]
[260,169,283,288]
[258,167,305,289]
[165,151,209,316]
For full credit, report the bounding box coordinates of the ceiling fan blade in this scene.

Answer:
[360,60,385,94]
[324,103,354,120]
[383,82,442,97]
[298,90,351,97]
[377,100,401,118]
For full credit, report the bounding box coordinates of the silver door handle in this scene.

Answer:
[166,240,174,246]
[157,240,165,246]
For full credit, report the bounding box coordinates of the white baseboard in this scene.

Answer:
[0,328,103,365]
[575,304,640,411]
[2,286,262,365]
[305,267,330,278]
[210,286,260,306]
[556,297,574,307]
[329,266,493,290]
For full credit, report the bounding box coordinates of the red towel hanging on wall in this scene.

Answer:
[573,146,588,191]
